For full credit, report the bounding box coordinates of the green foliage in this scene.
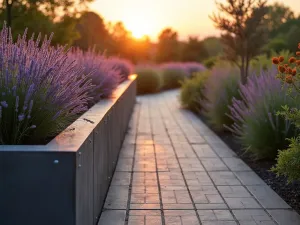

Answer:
[263,38,287,54]
[250,50,292,74]
[74,11,111,51]
[202,65,240,131]
[250,54,272,73]
[202,37,223,57]
[135,68,162,94]
[203,56,218,69]
[156,28,180,63]
[272,137,300,183]
[181,36,209,62]
[161,68,186,90]
[52,16,80,46]
[265,3,295,33]
[269,19,300,53]
[180,72,209,111]
[0,4,81,46]
[271,46,300,182]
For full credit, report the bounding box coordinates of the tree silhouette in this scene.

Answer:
[211,0,268,84]
[156,28,180,63]
[74,11,110,51]
[181,36,209,62]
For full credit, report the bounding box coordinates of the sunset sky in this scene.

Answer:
[90,0,300,41]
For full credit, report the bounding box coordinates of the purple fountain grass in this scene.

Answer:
[227,67,300,159]
[0,24,93,144]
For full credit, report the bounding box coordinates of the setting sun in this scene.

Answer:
[122,15,155,39]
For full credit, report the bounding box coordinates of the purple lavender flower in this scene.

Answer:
[30,125,36,129]
[27,100,33,119]
[107,57,133,83]
[227,67,300,159]
[182,62,206,77]
[1,101,8,108]
[18,114,25,122]
[69,48,119,103]
[0,24,93,144]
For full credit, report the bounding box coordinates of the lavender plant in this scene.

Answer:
[160,63,189,89]
[107,57,133,83]
[202,65,240,131]
[0,25,93,144]
[69,48,120,104]
[227,68,300,159]
[182,62,206,77]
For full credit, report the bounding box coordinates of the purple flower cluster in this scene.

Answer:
[182,62,206,77]
[0,24,93,144]
[227,67,300,158]
[160,62,206,77]
[228,67,283,136]
[69,49,121,103]
[107,57,133,83]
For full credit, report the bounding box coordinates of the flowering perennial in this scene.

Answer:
[0,25,93,144]
[69,49,120,104]
[227,67,299,159]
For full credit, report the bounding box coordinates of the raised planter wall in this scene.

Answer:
[0,76,137,225]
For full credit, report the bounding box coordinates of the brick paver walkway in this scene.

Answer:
[99,90,300,225]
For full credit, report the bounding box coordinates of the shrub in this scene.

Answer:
[271,46,300,182]
[69,48,119,103]
[135,66,162,94]
[183,62,206,77]
[107,57,133,82]
[250,50,291,75]
[202,65,240,131]
[0,25,93,144]
[272,137,300,183]
[180,72,209,111]
[203,56,218,69]
[227,68,299,159]
[160,63,188,89]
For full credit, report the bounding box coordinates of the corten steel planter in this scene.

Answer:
[0,75,137,225]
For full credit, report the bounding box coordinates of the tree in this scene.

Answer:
[265,3,295,34]
[107,21,132,58]
[73,11,111,51]
[156,28,180,63]
[211,0,268,84]
[181,36,209,62]
[202,36,223,57]
[2,0,92,27]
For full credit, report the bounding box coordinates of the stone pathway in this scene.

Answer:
[98,90,300,225]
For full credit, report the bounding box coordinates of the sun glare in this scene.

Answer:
[122,16,154,39]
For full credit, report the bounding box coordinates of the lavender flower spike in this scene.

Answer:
[18,114,25,122]
[1,101,8,108]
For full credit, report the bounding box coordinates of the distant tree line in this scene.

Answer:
[0,0,299,66]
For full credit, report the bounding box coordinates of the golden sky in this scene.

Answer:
[90,0,300,41]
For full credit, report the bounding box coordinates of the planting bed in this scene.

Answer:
[0,76,136,225]
[198,114,300,215]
